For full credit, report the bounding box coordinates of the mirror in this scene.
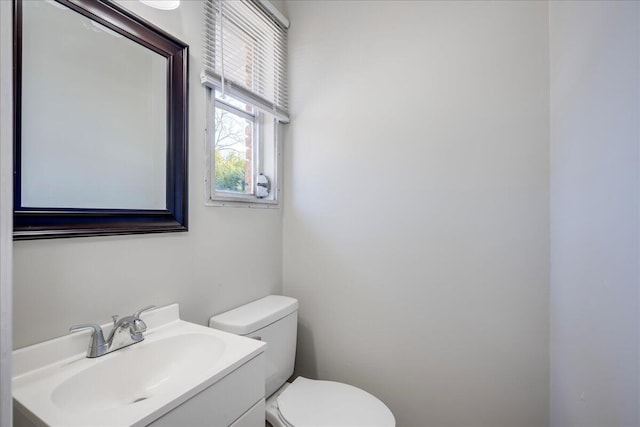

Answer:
[13,0,188,239]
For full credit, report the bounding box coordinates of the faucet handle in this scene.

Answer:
[133,305,156,319]
[132,318,147,334]
[69,324,107,358]
[70,323,103,335]
[132,305,156,334]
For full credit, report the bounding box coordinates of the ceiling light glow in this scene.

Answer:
[139,0,180,11]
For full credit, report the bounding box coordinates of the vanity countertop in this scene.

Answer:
[13,304,265,427]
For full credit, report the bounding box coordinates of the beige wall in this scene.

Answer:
[13,0,283,349]
[282,1,550,426]
[549,2,640,426]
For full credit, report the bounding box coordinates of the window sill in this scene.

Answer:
[205,195,279,209]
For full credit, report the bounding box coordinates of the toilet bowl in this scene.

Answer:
[209,295,395,427]
[266,377,395,427]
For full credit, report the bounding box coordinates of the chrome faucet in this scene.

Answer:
[70,305,156,358]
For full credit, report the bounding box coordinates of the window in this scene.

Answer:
[213,93,255,195]
[202,0,288,207]
[208,90,279,204]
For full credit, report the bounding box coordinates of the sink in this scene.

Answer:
[51,333,226,412]
[13,304,266,427]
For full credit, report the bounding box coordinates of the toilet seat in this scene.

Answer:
[274,377,395,427]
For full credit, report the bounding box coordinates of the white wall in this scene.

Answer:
[549,2,640,426]
[1,0,13,424]
[13,0,283,349]
[283,1,550,426]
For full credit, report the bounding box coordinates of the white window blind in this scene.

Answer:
[202,0,289,123]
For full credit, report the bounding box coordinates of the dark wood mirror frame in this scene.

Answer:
[13,0,188,240]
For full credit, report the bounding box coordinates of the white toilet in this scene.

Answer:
[209,295,395,427]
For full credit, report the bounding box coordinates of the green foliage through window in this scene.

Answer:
[215,150,247,193]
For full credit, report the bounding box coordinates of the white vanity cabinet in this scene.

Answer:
[13,304,266,427]
[148,354,265,427]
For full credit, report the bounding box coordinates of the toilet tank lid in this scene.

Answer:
[209,295,298,335]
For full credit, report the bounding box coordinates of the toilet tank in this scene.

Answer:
[209,295,298,398]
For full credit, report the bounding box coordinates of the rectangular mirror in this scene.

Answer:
[13,0,188,239]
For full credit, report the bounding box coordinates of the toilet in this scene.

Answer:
[209,295,395,427]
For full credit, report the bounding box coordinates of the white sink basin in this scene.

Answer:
[13,304,265,427]
[51,333,226,412]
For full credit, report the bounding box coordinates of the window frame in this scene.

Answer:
[213,95,259,197]
[205,87,281,208]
